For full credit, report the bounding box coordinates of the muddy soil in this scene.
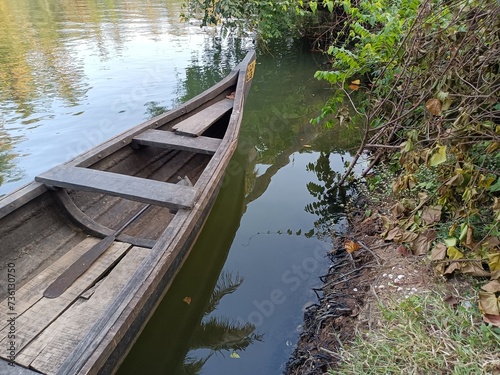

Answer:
[285,191,436,375]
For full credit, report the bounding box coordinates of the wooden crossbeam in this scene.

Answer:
[132,129,221,155]
[36,166,197,210]
[172,99,233,136]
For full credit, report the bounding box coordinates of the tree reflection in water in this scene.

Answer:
[178,271,263,375]
[305,151,350,239]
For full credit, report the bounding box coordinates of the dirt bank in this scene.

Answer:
[285,186,443,374]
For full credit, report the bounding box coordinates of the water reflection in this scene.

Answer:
[0,0,250,195]
[305,151,349,238]
[176,38,248,105]
[0,128,23,186]
[120,43,362,374]
[181,271,263,374]
[118,151,251,375]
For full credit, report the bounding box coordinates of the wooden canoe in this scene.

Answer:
[0,51,256,375]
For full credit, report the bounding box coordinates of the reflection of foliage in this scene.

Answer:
[176,37,247,105]
[190,316,262,352]
[0,128,23,189]
[204,271,243,315]
[179,271,262,375]
[305,152,348,237]
[144,101,168,118]
[180,356,210,375]
[0,0,189,121]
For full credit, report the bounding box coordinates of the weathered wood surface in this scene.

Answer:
[64,51,256,375]
[0,240,131,357]
[132,129,222,154]
[54,190,156,248]
[17,247,149,375]
[36,166,197,210]
[0,359,40,375]
[0,51,256,375]
[173,99,233,137]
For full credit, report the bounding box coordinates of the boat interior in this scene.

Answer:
[0,80,238,374]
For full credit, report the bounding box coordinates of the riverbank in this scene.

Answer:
[285,177,500,374]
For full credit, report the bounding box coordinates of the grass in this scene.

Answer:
[331,290,500,375]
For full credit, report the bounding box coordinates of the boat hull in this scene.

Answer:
[0,51,256,375]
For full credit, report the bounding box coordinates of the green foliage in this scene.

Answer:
[181,0,303,40]
[309,0,420,124]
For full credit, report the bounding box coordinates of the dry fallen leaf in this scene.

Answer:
[444,295,460,308]
[461,262,490,277]
[412,230,437,255]
[478,291,500,315]
[431,243,447,261]
[396,245,411,257]
[426,98,442,115]
[421,205,442,225]
[483,313,500,327]
[481,280,500,293]
[345,240,361,253]
[183,296,192,305]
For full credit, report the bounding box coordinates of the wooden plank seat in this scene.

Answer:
[35,166,197,210]
[172,98,233,136]
[132,129,222,155]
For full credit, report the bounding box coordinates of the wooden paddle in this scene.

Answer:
[43,204,150,299]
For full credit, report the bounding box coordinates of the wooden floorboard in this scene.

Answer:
[173,99,233,137]
[36,166,197,210]
[132,129,221,154]
[0,238,102,331]
[0,241,131,357]
[0,358,41,375]
[19,247,150,375]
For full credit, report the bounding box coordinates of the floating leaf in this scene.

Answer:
[183,296,192,305]
[348,83,360,90]
[230,352,241,359]
[426,98,442,115]
[345,240,361,253]
[351,79,361,85]
[429,145,447,167]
